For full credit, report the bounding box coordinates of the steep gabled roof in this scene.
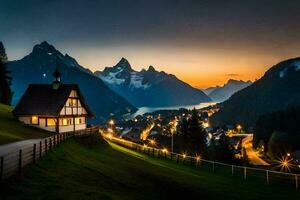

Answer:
[13,84,94,117]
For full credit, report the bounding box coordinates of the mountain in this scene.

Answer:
[202,86,220,95]
[210,57,300,127]
[95,58,211,107]
[207,79,252,102]
[8,41,137,123]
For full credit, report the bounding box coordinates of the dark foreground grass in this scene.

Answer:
[0,103,53,144]
[1,135,299,200]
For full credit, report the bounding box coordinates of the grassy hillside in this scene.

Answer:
[1,135,299,200]
[0,103,53,145]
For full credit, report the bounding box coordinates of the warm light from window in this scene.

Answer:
[31,116,38,124]
[75,117,82,125]
[47,118,56,126]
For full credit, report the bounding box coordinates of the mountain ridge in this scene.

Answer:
[210,57,300,127]
[95,58,211,107]
[206,79,252,102]
[7,41,137,123]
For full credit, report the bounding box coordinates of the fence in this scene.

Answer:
[102,133,299,190]
[0,127,99,180]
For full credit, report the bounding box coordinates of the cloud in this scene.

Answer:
[226,73,239,77]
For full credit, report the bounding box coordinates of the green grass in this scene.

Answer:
[0,103,53,145]
[1,135,299,200]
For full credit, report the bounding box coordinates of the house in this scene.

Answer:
[13,67,94,133]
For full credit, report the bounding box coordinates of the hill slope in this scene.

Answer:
[95,58,211,107]
[1,135,299,199]
[7,42,136,124]
[211,57,300,127]
[0,103,52,144]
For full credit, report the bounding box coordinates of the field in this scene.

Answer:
[1,135,299,200]
[0,103,53,145]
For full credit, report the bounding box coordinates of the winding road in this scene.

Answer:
[242,134,269,166]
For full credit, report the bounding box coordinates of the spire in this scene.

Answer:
[52,61,61,90]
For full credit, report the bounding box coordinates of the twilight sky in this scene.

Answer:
[1,0,300,88]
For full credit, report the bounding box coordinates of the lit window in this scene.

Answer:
[31,116,38,124]
[62,118,72,126]
[47,118,56,126]
[75,117,82,125]
[72,99,77,106]
[68,98,78,107]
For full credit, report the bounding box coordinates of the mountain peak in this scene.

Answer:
[147,65,156,72]
[32,41,58,55]
[115,57,132,71]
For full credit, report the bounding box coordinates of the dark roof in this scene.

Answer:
[13,84,94,117]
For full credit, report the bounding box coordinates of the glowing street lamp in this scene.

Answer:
[276,156,293,172]
[109,120,114,126]
[149,139,156,145]
[162,148,168,153]
[237,124,242,133]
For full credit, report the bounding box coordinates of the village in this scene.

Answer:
[1,1,300,198]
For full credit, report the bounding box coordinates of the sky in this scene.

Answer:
[1,0,300,88]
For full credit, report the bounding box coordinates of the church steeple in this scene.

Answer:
[52,64,61,90]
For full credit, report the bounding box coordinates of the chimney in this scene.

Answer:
[52,65,61,90]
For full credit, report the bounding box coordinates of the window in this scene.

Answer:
[31,116,38,125]
[67,98,78,107]
[62,118,72,126]
[47,118,56,126]
[75,117,85,125]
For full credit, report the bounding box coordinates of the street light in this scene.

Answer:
[149,139,156,145]
[237,124,242,133]
[109,120,114,126]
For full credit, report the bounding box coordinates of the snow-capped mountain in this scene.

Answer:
[8,42,136,123]
[95,58,211,107]
[206,79,252,102]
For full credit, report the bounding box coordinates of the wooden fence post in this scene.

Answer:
[0,156,3,180]
[50,138,52,150]
[45,139,48,154]
[266,170,269,184]
[231,165,234,176]
[18,149,22,175]
[39,141,42,158]
[33,144,36,164]
[244,167,247,180]
[212,161,215,173]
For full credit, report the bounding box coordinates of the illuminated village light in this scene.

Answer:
[109,120,114,125]
[276,156,293,172]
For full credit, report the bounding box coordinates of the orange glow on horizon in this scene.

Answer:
[61,45,300,89]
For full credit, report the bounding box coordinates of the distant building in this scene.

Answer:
[13,66,93,133]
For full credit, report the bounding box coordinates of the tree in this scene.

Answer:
[0,42,13,105]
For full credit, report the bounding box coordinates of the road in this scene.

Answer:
[0,138,44,156]
[242,134,269,166]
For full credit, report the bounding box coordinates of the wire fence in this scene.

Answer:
[102,133,299,190]
[0,127,99,180]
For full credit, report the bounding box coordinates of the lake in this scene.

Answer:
[131,102,217,117]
